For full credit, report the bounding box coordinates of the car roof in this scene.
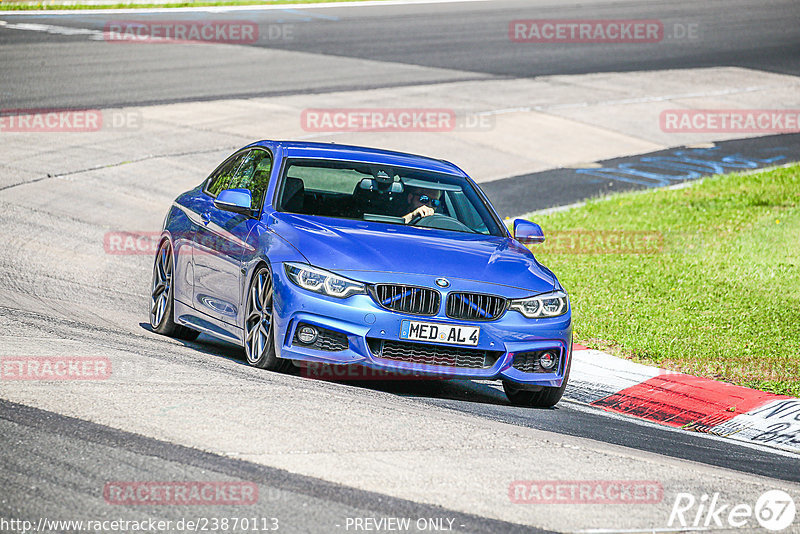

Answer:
[251,140,469,178]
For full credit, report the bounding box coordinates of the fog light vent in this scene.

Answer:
[512,351,560,373]
[297,325,318,344]
[539,351,557,370]
[293,323,349,352]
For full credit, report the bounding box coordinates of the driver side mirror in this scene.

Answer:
[513,219,545,244]
[214,188,253,216]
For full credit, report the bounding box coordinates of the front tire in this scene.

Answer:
[149,239,200,341]
[244,265,291,372]
[503,349,572,408]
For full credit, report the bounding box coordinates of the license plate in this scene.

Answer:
[400,320,480,346]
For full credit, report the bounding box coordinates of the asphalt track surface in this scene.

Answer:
[0,400,547,534]
[2,0,800,532]
[0,0,798,108]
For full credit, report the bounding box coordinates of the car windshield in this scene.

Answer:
[275,159,505,236]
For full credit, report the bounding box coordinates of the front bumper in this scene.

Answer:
[271,264,573,387]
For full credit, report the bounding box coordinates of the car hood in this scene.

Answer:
[269,213,555,293]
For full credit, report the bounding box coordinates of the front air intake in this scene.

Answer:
[370,284,440,316]
[446,292,507,321]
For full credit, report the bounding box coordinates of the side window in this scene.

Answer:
[205,151,250,198]
[235,149,273,210]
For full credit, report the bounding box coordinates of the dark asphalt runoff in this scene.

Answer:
[483,133,800,217]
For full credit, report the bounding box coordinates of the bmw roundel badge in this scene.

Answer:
[435,278,450,288]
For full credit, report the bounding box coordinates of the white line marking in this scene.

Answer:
[578,528,710,533]
[711,399,800,455]
[0,0,489,16]
[0,20,105,38]
[476,84,796,117]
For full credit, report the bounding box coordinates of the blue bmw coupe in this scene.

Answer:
[150,141,572,407]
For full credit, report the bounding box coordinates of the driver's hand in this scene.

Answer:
[403,206,434,224]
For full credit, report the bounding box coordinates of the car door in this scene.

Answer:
[193,148,273,326]
[171,186,209,309]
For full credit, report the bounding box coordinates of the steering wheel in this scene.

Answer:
[409,213,475,233]
[408,213,425,226]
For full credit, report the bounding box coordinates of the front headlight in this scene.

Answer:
[284,262,366,299]
[509,290,569,318]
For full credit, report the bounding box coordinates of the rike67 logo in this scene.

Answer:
[669,490,796,531]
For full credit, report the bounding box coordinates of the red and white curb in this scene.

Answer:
[568,345,800,455]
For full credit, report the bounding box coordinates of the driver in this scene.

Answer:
[401,186,442,224]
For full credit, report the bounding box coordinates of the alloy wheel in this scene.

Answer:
[150,241,173,328]
[245,268,273,364]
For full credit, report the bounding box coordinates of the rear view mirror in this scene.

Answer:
[513,219,545,244]
[214,188,253,216]
[359,177,404,194]
[359,178,376,190]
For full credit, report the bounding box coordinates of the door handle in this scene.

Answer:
[201,211,211,225]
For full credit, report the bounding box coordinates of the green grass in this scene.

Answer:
[526,164,800,396]
[0,0,380,10]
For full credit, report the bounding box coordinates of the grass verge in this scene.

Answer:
[527,163,800,396]
[0,0,378,10]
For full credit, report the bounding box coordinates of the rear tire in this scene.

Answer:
[244,265,291,372]
[149,239,200,341]
[503,346,572,408]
